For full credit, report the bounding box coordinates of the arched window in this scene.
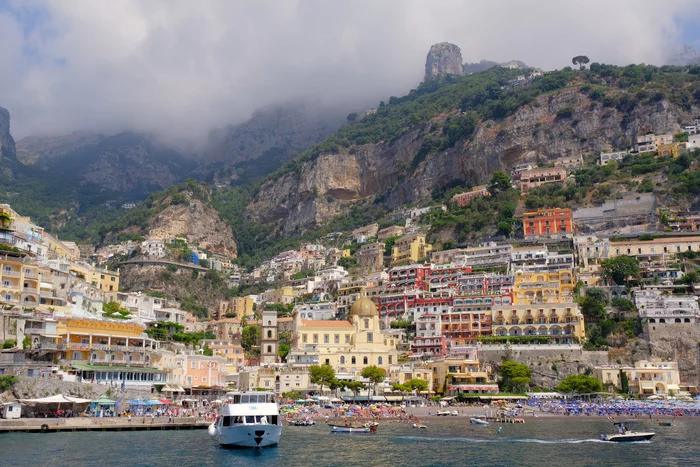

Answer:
[340,356,345,364]
[351,356,356,365]
[378,356,383,365]
[267,345,272,353]
[363,356,368,365]
[267,320,272,326]
[364,319,369,329]
[267,330,272,338]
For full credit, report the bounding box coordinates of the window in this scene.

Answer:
[364,319,369,329]
[191,361,196,369]
[351,356,356,365]
[267,330,272,338]
[367,332,373,343]
[202,377,207,383]
[324,334,329,343]
[313,334,318,343]
[267,345,272,353]
[302,334,307,343]
[340,356,345,364]
[334,334,340,344]
[345,334,350,344]
[378,356,383,365]
[363,356,368,365]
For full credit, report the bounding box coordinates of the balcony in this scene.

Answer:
[66,342,90,350]
[24,272,39,279]
[2,270,20,278]
[22,286,38,293]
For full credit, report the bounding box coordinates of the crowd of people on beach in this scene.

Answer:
[531,399,700,417]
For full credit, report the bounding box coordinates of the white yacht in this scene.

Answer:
[208,392,282,448]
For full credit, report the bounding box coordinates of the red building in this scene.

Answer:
[410,336,447,359]
[522,208,573,237]
[451,186,489,207]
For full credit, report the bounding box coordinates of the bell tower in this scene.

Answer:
[260,309,279,364]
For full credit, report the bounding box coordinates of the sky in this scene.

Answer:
[1,0,700,147]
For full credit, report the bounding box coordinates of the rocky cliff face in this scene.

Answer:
[248,89,697,233]
[16,132,105,165]
[146,198,237,257]
[425,42,464,81]
[0,106,18,177]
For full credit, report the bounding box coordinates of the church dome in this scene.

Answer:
[350,297,377,317]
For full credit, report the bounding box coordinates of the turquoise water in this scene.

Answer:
[3,418,698,466]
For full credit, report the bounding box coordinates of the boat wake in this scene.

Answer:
[387,435,637,444]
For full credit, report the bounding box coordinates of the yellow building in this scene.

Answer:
[217,297,255,319]
[491,303,586,343]
[425,358,497,395]
[0,252,42,308]
[387,366,434,391]
[512,270,575,305]
[594,360,682,396]
[390,233,432,267]
[262,287,294,305]
[55,318,167,387]
[291,297,399,376]
[656,142,680,158]
[43,232,80,261]
[68,263,120,301]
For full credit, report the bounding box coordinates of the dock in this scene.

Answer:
[0,418,210,433]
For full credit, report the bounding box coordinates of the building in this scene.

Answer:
[657,142,680,158]
[352,224,379,241]
[518,168,567,193]
[523,208,573,238]
[141,237,167,258]
[599,150,628,166]
[594,360,682,396]
[553,155,584,169]
[260,309,279,364]
[377,225,406,241]
[454,242,512,268]
[290,297,399,377]
[633,289,700,325]
[356,242,385,274]
[490,302,585,343]
[513,270,575,305]
[608,236,700,267]
[425,356,497,395]
[216,297,255,320]
[0,251,42,308]
[667,212,700,232]
[294,302,337,320]
[182,354,227,388]
[390,234,432,267]
[451,186,489,207]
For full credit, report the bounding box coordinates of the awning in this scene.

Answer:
[666,384,680,390]
[161,385,185,393]
[640,381,655,389]
[21,395,91,404]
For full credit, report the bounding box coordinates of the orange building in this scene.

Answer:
[523,208,573,237]
[452,186,489,207]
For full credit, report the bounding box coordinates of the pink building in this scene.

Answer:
[518,168,567,193]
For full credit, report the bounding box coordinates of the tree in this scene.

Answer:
[601,256,640,285]
[580,296,606,323]
[585,287,609,305]
[0,374,18,391]
[346,381,365,401]
[278,343,291,360]
[202,343,213,356]
[338,256,358,269]
[309,364,336,395]
[361,365,386,397]
[329,378,347,397]
[2,339,16,349]
[557,374,603,393]
[572,55,590,70]
[241,325,261,351]
[498,360,531,393]
[487,171,511,196]
[407,378,428,393]
[619,369,629,394]
[282,390,302,400]
[346,112,358,122]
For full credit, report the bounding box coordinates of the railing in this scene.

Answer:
[24,272,39,279]
[66,342,90,349]
[91,344,111,350]
[22,287,37,293]
[1,270,20,278]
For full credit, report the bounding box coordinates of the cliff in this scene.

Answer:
[425,42,464,80]
[0,106,18,177]
[146,198,237,258]
[249,84,697,233]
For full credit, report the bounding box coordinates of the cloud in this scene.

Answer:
[0,0,699,146]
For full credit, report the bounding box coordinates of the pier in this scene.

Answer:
[0,418,210,433]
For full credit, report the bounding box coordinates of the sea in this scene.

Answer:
[3,418,698,466]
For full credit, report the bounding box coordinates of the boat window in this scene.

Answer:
[240,395,250,403]
[233,395,241,404]
[270,415,278,425]
[245,416,256,424]
[223,416,232,427]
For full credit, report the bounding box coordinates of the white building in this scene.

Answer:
[599,150,628,166]
[634,289,700,325]
[294,302,337,320]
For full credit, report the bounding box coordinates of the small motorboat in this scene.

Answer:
[436,410,451,416]
[451,411,459,416]
[329,421,378,433]
[412,423,427,429]
[600,422,655,442]
[470,417,489,426]
[658,421,672,427]
[288,418,315,426]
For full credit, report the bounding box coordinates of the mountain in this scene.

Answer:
[247,60,700,234]
[196,101,345,186]
[17,132,196,196]
[425,42,529,81]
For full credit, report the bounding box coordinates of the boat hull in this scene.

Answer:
[470,418,489,426]
[329,424,373,433]
[217,424,282,448]
[601,432,655,442]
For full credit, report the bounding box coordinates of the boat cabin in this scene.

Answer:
[219,392,280,427]
[225,392,276,404]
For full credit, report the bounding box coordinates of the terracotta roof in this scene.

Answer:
[300,319,353,328]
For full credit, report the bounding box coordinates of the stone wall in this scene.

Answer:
[8,376,153,402]
[479,345,610,388]
[644,324,700,386]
